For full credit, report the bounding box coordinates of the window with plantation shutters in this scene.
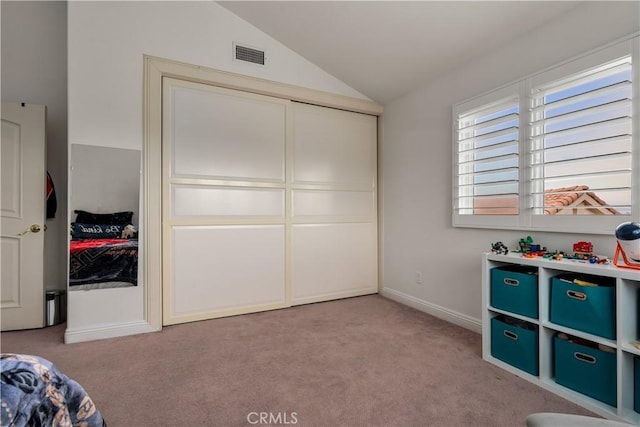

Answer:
[452,36,638,234]
[530,56,632,217]
[456,96,519,216]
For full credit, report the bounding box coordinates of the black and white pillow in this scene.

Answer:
[71,223,124,239]
[74,210,133,226]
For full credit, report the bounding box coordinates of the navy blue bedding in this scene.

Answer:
[0,353,105,427]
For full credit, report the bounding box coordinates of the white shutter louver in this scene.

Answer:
[530,56,632,216]
[455,97,520,215]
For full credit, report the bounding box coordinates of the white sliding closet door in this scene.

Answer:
[291,103,378,304]
[162,78,377,325]
[163,78,289,325]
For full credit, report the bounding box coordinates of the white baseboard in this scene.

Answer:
[63,290,480,343]
[380,287,482,334]
[64,320,159,344]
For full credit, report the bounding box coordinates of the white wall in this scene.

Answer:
[380,1,640,331]
[1,1,68,292]
[66,1,369,342]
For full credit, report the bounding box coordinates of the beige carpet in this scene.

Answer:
[1,295,594,426]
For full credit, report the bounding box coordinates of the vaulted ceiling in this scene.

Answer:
[218,1,583,105]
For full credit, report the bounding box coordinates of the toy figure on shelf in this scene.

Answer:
[588,255,610,265]
[490,241,509,255]
[539,241,609,264]
[518,236,533,252]
[572,241,593,260]
[614,221,640,270]
[542,250,564,261]
[516,236,548,258]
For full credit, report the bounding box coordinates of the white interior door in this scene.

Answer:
[1,102,46,331]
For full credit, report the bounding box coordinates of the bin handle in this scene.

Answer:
[504,278,520,287]
[503,330,518,341]
[574,352,596,364]
[567,290,587,301]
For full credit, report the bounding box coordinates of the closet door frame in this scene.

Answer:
[143,55,382,330]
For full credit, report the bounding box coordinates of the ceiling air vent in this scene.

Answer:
[234,44,265,66]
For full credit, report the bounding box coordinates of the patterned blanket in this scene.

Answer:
[0,354,105,427]
[69,238,138,287]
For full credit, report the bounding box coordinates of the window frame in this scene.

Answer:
[452,83,525,230]
[452,36,639,235]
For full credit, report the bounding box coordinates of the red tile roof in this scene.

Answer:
[544,185,620,215]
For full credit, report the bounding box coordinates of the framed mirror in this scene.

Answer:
[69,144,141,291]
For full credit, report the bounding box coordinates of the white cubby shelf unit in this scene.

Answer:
[482,252,640,425]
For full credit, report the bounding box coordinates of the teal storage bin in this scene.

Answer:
[635,357,640,413]
[490,265,538,319]
[550,274,616,339]
[491,315,539,376]
[554,336,616,407]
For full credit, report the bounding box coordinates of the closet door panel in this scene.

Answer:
[163,79,289,325]
[292,103,376,187]
[292,190,375,219]
[172,185,284,218]
[292,223,377,304]
[170,225,285,318]
[171,84,285,182]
